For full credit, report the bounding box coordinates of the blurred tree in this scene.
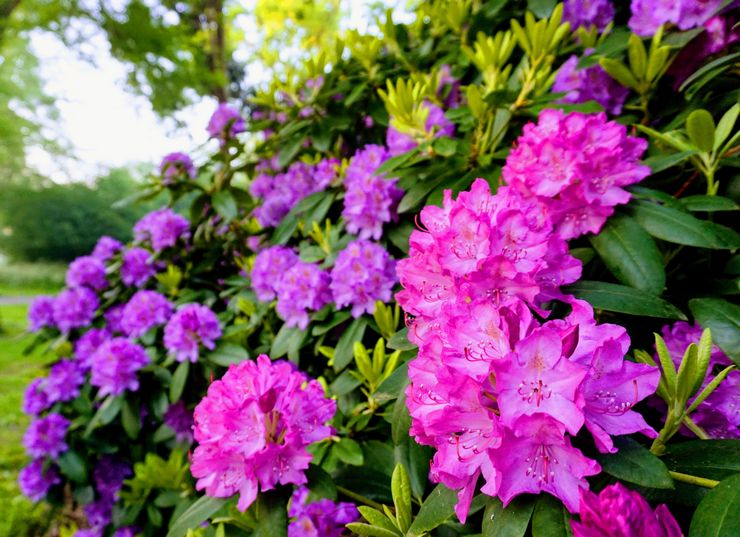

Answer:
[0,167,165,261]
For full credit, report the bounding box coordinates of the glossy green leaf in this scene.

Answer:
[532,494,572,537]
[334,317,367,371]
[483,496,535,537]
[169,360,189,403]
[596,437,673,489]
[205,342,249,367]
[346,523,401,537]
[681,195,739,212]
[271,324,305,359]
[714,103,739,151]
[253,490,288,537]
[121,397,141,439]
[391,392,411,445]
[689,298,740,365]
[589,214,665,294]
[357,506,400,533]
[58,450,88,483]
[166,496,228,537]
[599,57,638,89]
[565,280,686,319]
[84,395,123,436]
[686,109,716,153]
[334,438,364,466]
[689,474,740,537]
[643,150,696,173]
[388,327,415,351]
[407,484,458,536]
[391,463,412,532]
[664,440,740,481]
[211,190,237,221]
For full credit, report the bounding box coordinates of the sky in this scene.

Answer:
[25,1,414,184]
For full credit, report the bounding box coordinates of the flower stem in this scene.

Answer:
[669,471,719,489]
[337,485,388,511]
[682,415,710,439]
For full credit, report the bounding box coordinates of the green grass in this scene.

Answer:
[0,301,58,535]
[0,262,66,296]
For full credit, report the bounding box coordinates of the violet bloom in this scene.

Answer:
[669,16,740,87]
[163,304,222,362]
[330,240,397,317]
[571,482,682,537]
[53,287,99,333]
[160,152,196,182]
[66,255,107,291]
[553,54,629,115]
[121,290,174,338]
[74,530,103,537]
[89,338,150,397]
[28,296,56,331]
[342,145,403,240]
[275,262,332,330]
[251,246,299,301]
[84,498,113,531]
[133,208,190,252]
[23,413,70,459]
[502,110,649,239]
[104,306,125,334]
[23,379,49,416]
[164,401,194,443]
[94,455,132,501]
[386,101,455,157]
[563,0,614,31]
[92,236,123,262]
[113,528,138,537]
[121,247,156,287]
[18,459,60,501]
[207,103,246,142]
[288,486,359,537]
[191,355,336,511]
[75,327,111,369]
[629,0,721,36]
[45,359,85,405]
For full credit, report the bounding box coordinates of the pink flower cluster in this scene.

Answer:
[397,172,659,519]
[503,110,649,239]
[190,355,336,511]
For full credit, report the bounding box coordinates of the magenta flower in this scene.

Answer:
[386,101,455,157]
[491,415,601,513]
[133,208,190,252]
[160,152,196,182]
[28,296,56,332]
[121,247,156,287]
[207,103,246,142]
[275,262,332,329]
[571,482,682,537]
[503,110,649,239]
[18,459,60,502]
[330,240,397,317]
[91,236,123,262]
[121,290,174,339]
[563,0,614,30]
[191,355,336,511]
[89,338,150,397]
[288,486,359,537]
[342,144,403,240]
[251,246,299,301]
[23,413,70,459]
[53,287,99,333]
[66,255,108,291]
[163,304,222,362]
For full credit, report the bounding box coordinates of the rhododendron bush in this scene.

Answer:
[20,1,740,536]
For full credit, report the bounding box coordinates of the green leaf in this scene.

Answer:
[388,327,415,351]
[391,392,411,446]
[278,135,305,168]
[686,109,716,153]
[407,484,458,536]
[169,360,189,403]
[121,397,141,439]
[84,395,123,436]
[527,0,556,18]
[689,298,740,365]
[334,317,367,371]
[664,440,740,481]
[681,195,739,212]
[433,136,458,157]
[271,324,305,359]
[589,214,665,295]
[206,342,249,367]
[483,496,535,537]
[57,450,88,483]
[596,437,674,489]
[166,496,228,537]
[643,150,697,173]
[346,523,401,537]
[679,52,740,92]
[253,490,288,537]
[564,281,686,320]
[689,474,740,537]
[391,463,412,533]
[211,190,237,221]
[599,57,639,89]
[627,34,648,79]
[334,438,364,466]
[375,362,410,404]
[532,495,572,537]
[631,202,740,249]
[306,464,338,501]
[714,103,739,152]
[357,506,400,533]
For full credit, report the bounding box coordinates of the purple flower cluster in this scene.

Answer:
[92,236,123,262]
[82,456,132,533]
[251,246,300,301]
[571,483,681,537]
[66,255,108,290]
[28,296,56,331]
[386,101,455,156]
[164,401,194,443]
[53,287,99,333]
[207,103,246,142]
[342,144,403,240]
[121,247,156,287]
[251,159,338,227]
[121,290,173,338]
[553,54,629,115]
[163,304,221,362]
[75,327,111,368]
[288,487,359,537]
[18,459,60,502]
[629,0,722,36]
[105,306,125,333]
[133,208,190,252]
[563,0,614,31]
[658,321,739,439]
[276,261,332,330]
[330,240,397,317]
[23,413,70,459]
[23,359,85,415]
[89,338,150,397]
[160,152,196,182]
[503,110,649,239]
